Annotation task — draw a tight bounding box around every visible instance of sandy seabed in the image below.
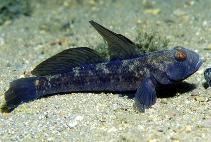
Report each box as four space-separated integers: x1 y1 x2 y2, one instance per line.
0 0 211 141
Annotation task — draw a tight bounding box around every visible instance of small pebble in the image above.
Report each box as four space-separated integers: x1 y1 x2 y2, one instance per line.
143 0 154 9
194 96 208 102
172 140 180 142
204 44 211 50
201 119 211 128
160 99 168 104
173 9 186 16
185 1 195 7
144 9 161 15
67 115 83 128
185 125 192 132
47 137 54 141
197 69 204 75
107 127 117 133
148 138 157 142
0 37 5 46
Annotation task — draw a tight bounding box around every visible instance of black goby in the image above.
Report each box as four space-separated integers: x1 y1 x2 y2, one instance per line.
1 21 202 112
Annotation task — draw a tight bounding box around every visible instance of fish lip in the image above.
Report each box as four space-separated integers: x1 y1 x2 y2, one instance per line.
187 58 203 77
194 58 203 71
186 58 203 78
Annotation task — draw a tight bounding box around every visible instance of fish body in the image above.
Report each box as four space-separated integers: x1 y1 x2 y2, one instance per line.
1 21 202 112
33 51 172 94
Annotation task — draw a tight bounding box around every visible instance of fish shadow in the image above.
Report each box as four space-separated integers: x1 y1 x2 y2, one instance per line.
120 81 197 99
156 82 196 98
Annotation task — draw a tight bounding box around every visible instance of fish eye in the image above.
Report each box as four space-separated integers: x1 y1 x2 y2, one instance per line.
175 49 187 61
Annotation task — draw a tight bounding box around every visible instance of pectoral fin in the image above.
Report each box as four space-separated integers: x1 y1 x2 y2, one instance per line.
134 77 157 112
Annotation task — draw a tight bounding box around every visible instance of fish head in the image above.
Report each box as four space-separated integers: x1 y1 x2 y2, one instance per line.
165 46 202 81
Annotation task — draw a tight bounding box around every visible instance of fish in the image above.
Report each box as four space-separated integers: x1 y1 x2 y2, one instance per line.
1 20 202 113
204 68 211 87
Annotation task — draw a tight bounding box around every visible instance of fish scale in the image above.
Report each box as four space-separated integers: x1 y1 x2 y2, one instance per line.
35 58 146 95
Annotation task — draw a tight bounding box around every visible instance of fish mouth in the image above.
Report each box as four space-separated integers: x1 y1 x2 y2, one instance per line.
167 58 203 82
187 58 203 77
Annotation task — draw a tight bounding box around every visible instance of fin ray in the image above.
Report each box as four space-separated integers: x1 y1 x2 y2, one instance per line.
1 77 37 113
89 20 141 60
32 47 105 76
134 77 157 112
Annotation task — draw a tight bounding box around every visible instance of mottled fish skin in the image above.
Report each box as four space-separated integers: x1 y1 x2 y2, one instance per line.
33 49 172 96
1 20 203 113
34 47 201 99
204 68 211 87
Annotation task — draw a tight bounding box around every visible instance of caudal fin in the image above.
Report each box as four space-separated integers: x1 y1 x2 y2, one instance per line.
1 77 37 113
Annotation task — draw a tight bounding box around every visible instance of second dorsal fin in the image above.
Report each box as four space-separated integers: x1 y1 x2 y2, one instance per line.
89 20 141 60
31 47 105 76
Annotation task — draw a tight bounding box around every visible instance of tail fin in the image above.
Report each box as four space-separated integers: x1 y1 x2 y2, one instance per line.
1 77 37 113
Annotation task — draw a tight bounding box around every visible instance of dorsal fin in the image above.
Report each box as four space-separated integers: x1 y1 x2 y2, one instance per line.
31 47 105 76
89 20 141 60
